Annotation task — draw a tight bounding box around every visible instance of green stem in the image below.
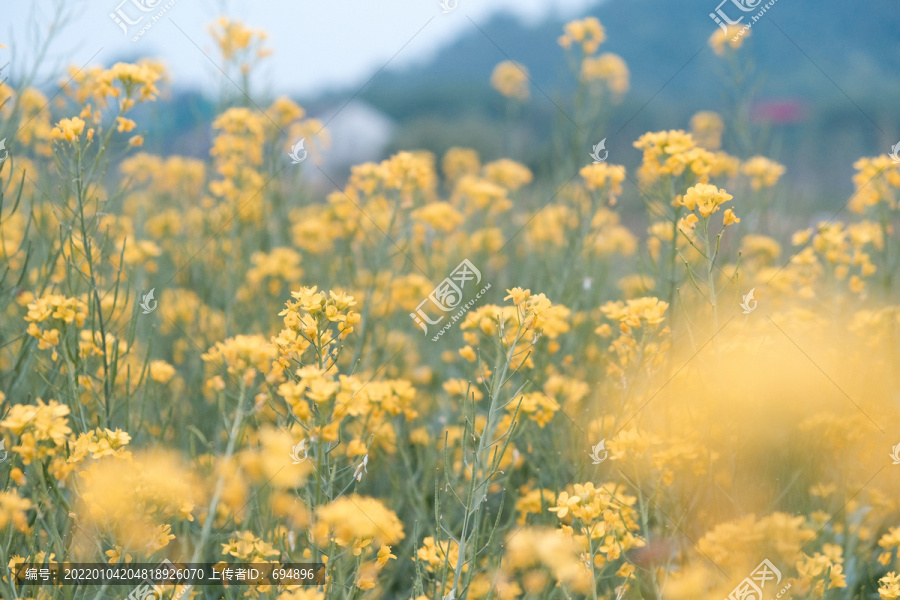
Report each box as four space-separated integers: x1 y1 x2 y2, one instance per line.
448 322 522 598
189 384 247 563
704 219 719 333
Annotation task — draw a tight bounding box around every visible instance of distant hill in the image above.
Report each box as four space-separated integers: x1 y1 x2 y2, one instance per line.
352 0 900 119
305 0 900 202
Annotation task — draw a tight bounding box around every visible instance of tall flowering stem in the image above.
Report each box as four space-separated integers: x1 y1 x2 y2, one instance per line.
440 289 558 598
675 183 740 333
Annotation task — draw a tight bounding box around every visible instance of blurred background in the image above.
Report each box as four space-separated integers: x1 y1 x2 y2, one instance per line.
4 0 899 211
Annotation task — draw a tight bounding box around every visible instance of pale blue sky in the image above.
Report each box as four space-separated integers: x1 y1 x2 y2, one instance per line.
2 0 599 96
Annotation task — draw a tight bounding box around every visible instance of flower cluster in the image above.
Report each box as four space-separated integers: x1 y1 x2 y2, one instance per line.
596 297 670 378
490 61 530 101
459 288 570 369
0 399 72 465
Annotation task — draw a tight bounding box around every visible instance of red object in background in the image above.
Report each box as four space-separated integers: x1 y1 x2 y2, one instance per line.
750 99 807 125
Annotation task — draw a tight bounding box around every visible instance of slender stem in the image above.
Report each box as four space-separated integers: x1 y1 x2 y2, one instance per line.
190 384 246 563
704 219 719 333
448 321 521 598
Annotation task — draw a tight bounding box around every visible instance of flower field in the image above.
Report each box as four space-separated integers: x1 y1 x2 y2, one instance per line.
2 12 900 600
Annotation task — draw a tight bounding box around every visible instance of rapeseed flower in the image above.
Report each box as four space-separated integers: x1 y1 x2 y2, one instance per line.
490 61 529 101
709 24 749 55
558 17 606 54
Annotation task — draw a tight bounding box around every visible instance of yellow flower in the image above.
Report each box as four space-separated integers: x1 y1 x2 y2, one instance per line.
240 248 304 300
792 228 813 246
505 528 593 593
850 154 900 212
741 156 785 190
601 297 669 329
411 202 464 233
880 572 900 600
67 427 132 464
617 274 656 299
443 378 483 401
74 451 201 552
483 158 533 190
116 117 136 132
149 360 176 384
221 530 280 560
547 491 580 519
723 208 740 226
558 17 606 54
202 334 279 384
679 213 699 232
459 346 477 362
452 175 511 212
442 147 480 182
0 491 32 532
105 546 133 565
345 438 368 457
709 24 749 55
376 545 396 565
504 287 531 307
689 111 724 150
580 53 629 96
490 61 529 100
267 96 306 127
50 116 86 142
698 513 814 568
514 488 557 524
209 17 269 63
356 569 377 590
580 162 626 198
587 208 637 253
0 399 72 463
680 182 733 218
520 391 560 426
311 495 405 548
10 468 25 486
633 130 715 183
